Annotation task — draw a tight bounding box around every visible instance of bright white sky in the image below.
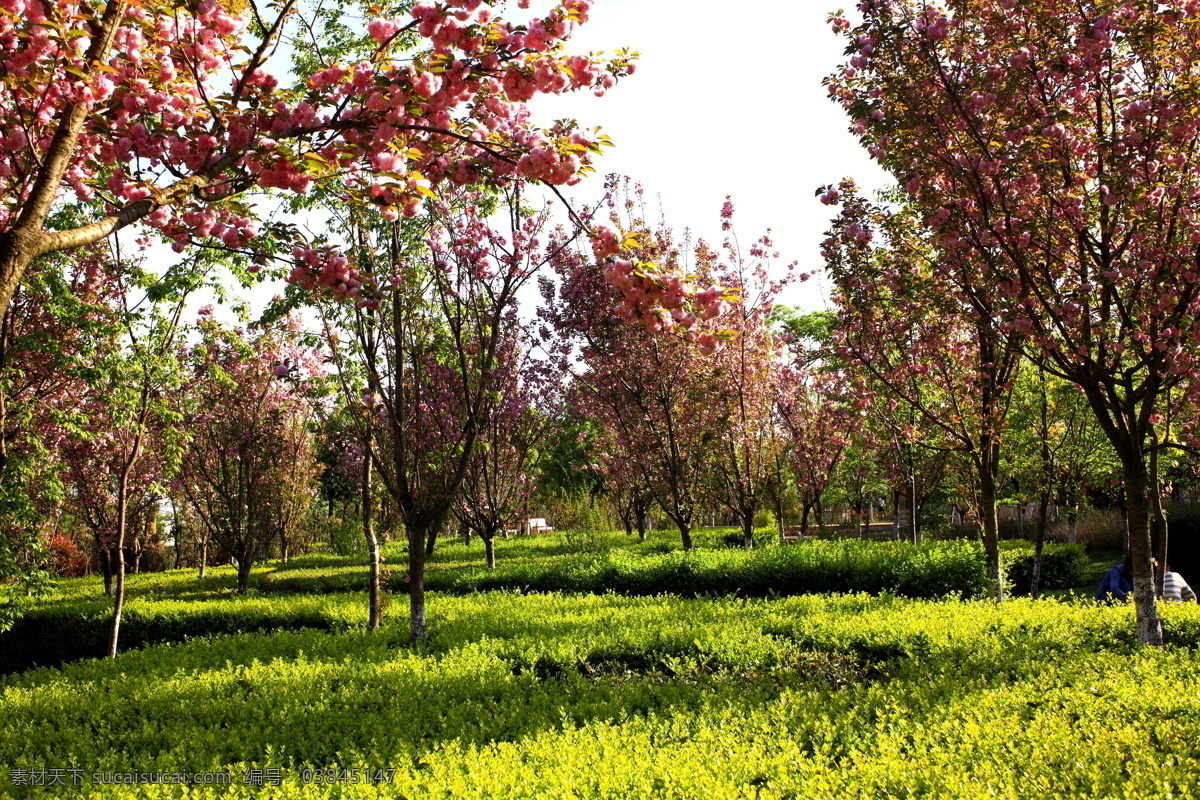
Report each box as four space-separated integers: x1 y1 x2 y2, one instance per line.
528 0 891 313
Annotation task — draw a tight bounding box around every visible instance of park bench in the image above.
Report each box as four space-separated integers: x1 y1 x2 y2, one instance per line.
781 525 804 542
521 517 555 535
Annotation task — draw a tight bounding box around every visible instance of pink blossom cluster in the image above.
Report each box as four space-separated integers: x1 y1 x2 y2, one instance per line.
517 144 581 184
288 246 380 308
0 0 634 263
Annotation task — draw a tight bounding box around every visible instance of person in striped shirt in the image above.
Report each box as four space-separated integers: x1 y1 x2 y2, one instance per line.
1162 564 1197 602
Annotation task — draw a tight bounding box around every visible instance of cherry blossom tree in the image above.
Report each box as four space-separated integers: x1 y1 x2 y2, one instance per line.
702 201 794 548
178 314 321 593
599 435 654 541
0 243 122 600
455 334 558 569
830 0 1200 642
776 364 858 537
0 0 637 325
542 195 724 551
823 184 1021 598
322 188 566 641
63 259 192 657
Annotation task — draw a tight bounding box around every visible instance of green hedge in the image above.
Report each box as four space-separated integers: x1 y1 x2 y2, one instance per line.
257 540 989 600
430 539 989 600
0 594 363 674
1002 542 1091 595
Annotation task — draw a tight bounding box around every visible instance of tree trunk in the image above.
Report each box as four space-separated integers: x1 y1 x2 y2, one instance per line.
484 535 496 569
99 547 114 597
198 532 208 579
1031 491 1049 598
978 441 1004 602
909 475 919 545
107 478 133 659
775 495 787 545
741 507 755 549
425 522 439 557
173 505 184 570
1149 446 1168 595
892 489 901 541
679 522 694 551
363 449 381 630
236 548 253 593
1068 505 1078 546
1123 459 1163 646
408 521 428 643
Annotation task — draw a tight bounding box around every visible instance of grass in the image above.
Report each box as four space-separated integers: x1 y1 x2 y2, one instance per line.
2 529 1193 798
1 590 1199 798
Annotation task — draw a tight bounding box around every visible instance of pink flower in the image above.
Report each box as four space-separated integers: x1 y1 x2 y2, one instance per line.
368 18 401 44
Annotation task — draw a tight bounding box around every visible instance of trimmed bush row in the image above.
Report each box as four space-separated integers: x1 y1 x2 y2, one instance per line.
1001 542 1091 594
0 594 363 674
428 539 990 600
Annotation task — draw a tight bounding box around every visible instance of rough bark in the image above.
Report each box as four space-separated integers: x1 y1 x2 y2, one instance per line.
484 535 496 569
978 463 1004 602
634 498 650 542
408 521 428 642
1149 446 1168 595
1031 492 1049 598
99 547 114 597
1124 460 1163 646
236 548 253 593
364 449 381 630
424 522 439 557
740 507 755 549
976 433 1005 602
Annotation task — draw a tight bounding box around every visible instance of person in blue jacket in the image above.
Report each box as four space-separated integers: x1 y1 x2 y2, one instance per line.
1094 556 1134 602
